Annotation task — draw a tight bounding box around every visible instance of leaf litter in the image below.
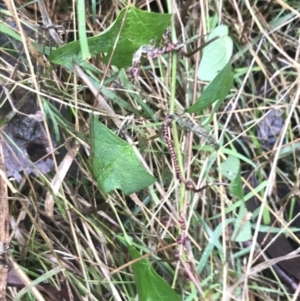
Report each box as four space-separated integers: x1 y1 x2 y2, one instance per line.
0 80 55 183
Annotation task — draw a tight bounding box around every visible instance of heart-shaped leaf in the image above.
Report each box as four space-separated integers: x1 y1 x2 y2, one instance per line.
91 117 156 195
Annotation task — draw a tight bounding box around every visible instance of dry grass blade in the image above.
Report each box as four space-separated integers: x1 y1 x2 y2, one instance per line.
0 136 9 301
45 141 80 217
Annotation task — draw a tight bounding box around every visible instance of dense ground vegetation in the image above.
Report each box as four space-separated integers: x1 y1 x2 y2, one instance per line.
0 0 300 300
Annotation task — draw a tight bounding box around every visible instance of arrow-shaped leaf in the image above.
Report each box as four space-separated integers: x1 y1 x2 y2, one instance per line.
91 118 156 195
50 6 171 68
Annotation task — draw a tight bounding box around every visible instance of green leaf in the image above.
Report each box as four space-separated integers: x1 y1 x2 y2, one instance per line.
218 155 238 180
229 162 243 200
197 25 233 82
50 6 171 68
230 172 243 200
230 171 243 199
128 245 181 301
0 20 22 42
186 62 233 113
91 117 156 195
208 181 268 221
232 206 252 242
221 147 256 168
77 0 91 60
251 224 300 234
219 156 251 242
14 267 63 301
218 155 243 199
197 216 235 273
